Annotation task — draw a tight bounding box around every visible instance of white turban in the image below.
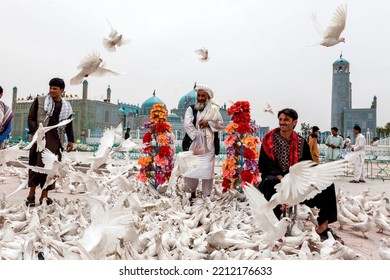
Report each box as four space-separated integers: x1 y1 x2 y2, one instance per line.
195 84 214 99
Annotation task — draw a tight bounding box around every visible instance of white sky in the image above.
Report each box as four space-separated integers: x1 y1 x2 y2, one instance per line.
1 0 389 131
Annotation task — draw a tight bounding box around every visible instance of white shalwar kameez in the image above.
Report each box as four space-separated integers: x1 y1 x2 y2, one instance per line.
351 133 366 181
182 101 224 197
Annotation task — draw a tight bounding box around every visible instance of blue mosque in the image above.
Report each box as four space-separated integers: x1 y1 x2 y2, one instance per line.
331 54 377 138
119 84 231 141
11 81 231 143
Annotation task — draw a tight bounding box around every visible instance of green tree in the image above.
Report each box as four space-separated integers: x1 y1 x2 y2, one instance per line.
376 122 390 134
300 122 311 134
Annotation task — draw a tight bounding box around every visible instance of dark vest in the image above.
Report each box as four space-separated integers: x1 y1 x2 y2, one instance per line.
182 105 220 155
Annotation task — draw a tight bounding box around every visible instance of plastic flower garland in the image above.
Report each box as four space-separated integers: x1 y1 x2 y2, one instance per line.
136 103 174 189
221 101 261 192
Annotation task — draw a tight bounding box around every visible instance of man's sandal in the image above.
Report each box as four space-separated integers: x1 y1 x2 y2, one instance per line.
25 196 35 207
319 227 345 245
40 197 53 205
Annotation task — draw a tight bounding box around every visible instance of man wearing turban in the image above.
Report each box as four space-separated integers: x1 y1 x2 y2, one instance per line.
182 84 224 202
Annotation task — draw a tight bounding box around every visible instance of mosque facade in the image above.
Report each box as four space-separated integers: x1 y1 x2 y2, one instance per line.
331 55 377 138
119 85 231 141
11 81 231 143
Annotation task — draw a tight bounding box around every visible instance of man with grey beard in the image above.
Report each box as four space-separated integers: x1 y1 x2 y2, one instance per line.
181 84 224 203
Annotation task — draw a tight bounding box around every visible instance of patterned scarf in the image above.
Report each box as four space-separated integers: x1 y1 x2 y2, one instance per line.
44 94 73 122
261 128 300 171
0 101 14 134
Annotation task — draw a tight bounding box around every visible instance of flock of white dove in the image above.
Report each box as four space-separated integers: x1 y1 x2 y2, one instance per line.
1 119 390 260
3 4 390 261
69 4 347 87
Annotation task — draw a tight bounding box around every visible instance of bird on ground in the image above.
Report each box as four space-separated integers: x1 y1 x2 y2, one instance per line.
373 209 390 233
264 103 274 115
194 47 209 62
346 216 372 239
311 4 347 47
378 238 390 260
24 119 73 152
70 51 121 85
103 20 130 52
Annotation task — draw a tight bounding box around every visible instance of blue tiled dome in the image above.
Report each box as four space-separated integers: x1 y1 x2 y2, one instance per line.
178 89 196 109
333 57 349 65
141 91 166 109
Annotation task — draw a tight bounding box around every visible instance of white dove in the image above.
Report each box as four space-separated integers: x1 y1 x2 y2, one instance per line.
264 103 274 115
103 20 130 52
378 238 390 260
194 47 209 62
257 160 349 214
24 119 73 152
0 141 26 165
311 4 347 47
70 51 121 85
23 148 64 190
242 183 292 248
373 209 390 233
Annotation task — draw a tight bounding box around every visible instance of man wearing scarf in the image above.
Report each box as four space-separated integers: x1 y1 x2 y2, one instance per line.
0 85 14 149
182 84 224 202
258 108 342 242
26 78 74 206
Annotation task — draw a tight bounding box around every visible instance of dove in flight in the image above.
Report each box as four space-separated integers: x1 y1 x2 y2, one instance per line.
194 47 209 62
103 20 130 52
22 148 64 190
311 4 347 47
264 103 274 115
256 159 350 214
242 183 293 248
24 118 73 152
70 51 121 85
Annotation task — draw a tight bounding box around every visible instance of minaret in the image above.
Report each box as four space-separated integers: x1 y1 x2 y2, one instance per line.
106 85 111 103
331 53 351 135
12 86 17 103
82 80 88 100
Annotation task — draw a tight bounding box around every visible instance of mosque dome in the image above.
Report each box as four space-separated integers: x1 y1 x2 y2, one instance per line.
141 90 166 109
333 56 349 65
178 89 196 109
118 107 126 115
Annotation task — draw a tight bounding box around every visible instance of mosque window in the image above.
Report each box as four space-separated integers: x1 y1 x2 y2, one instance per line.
105 110 109 122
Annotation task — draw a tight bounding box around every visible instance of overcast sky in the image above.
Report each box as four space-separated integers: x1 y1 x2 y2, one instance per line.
1 0 389 131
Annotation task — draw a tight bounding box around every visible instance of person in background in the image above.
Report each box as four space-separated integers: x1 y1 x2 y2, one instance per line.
349 125 366 183
124 127 131 140
26 78 74 206
0 85 14 149
325 127 344 162
307 125 320 163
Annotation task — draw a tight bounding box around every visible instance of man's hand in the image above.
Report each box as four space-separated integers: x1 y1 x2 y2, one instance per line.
66 142 74 152
198 120 209 129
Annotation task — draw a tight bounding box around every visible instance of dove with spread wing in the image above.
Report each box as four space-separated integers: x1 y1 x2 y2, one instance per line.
22 148 65 190
103 20 130 52
243 183 293 249
257 159 349 214
311 4 347 47
194 47 209 62
24 119 73 152
70 51 122 85
264 103 274 115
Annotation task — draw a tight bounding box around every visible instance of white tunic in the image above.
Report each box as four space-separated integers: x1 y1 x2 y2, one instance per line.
182 102 224 180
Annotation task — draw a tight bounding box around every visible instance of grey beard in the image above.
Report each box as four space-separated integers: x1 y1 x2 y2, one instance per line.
194 101 206 111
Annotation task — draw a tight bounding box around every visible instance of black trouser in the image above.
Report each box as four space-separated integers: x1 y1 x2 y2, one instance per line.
258 175 337 225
